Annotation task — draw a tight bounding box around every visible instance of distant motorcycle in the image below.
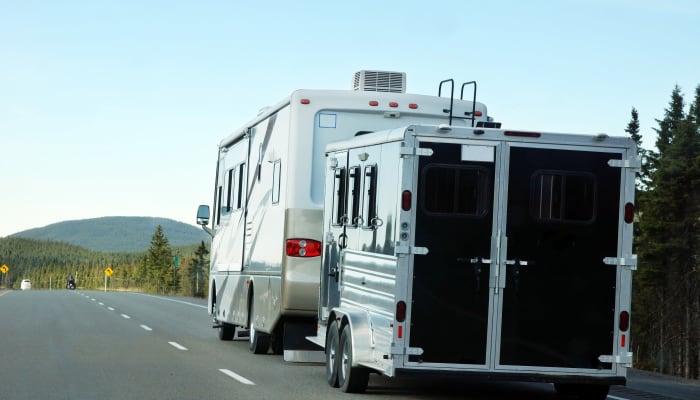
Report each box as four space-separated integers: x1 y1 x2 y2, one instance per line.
66 281 76 290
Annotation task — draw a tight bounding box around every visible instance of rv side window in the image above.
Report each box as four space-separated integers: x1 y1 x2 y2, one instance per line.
332 167 347 226
531 171 596 223
216 186 223 225
272 160 281 204
363 165 378 228
348 166 361 227
236 163 246 210
422 165 489 217
224 168 234 214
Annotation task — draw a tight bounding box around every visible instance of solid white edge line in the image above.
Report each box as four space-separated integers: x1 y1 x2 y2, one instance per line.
133 293 207 309
140 325 153 331
218 369 255 385
607 395 630 400
168 342 188 351
121 314 131 319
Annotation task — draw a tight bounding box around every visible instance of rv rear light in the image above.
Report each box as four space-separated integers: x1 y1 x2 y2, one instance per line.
396 301 407 322
624 203 634 223
504 130 541 138
369 100 379 106
286 238 322 257
389 102 399 108
402 190 412 211
300 99 310 104
619 311 630 331
474 111 483 116
409 103 418 109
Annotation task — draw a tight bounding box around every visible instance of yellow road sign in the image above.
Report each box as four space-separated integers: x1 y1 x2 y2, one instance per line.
0 264 8 274
104 267 113 277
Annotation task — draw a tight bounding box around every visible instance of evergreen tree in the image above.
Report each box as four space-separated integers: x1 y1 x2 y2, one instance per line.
625 107 651 191
144 225 173 294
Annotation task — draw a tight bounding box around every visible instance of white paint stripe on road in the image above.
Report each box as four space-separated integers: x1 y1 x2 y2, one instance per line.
218 369 255 385
91 298 96 301
107 307 115 311
140 325 152 331
608 395 630 400
121 314 131 319
168 342 188 351
98 302 104 306
134 293 207 309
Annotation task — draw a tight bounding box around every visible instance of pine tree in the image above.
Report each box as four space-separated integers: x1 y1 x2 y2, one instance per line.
144 225 173 294
625 107 651 191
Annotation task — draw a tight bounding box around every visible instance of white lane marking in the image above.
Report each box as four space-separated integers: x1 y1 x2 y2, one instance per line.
91 298 96 301
218 369 255 385
608 396 630 400
168 342 188 351
121 314 131 319
134 293 207 309
98 302 104 306
107 307 115 311
140 325 153 331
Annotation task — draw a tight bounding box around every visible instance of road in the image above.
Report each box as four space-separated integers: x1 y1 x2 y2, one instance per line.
1 289 698 400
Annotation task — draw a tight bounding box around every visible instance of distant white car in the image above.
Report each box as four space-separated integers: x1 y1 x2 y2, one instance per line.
20 279 32 290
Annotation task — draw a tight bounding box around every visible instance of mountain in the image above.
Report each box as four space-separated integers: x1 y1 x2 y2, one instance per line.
10 216 210 253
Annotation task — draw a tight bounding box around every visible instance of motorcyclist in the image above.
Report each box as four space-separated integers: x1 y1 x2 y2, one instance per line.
67 275 76 289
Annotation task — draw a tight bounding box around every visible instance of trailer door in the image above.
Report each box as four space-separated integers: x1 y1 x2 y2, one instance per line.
496 144 622 370
409 140 499 366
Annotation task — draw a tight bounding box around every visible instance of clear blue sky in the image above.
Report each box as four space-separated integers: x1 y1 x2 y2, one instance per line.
1 0 699 238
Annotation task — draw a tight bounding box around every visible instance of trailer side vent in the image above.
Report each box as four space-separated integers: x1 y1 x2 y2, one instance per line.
353 70 406 93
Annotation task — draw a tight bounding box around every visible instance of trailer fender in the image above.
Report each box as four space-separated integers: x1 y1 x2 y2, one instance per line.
335 310 372 366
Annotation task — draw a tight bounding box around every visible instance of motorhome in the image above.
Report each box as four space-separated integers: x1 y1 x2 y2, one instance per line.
308 124 637 399
196 71 492 360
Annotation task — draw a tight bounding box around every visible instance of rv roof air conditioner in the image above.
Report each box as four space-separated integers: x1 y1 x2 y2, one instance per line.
353 70 406 93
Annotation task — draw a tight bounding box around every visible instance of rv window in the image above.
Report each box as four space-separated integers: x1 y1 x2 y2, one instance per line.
348 166 361 227
531 171 596 222
216 186 223 225
236 163 246 210
272 160 281 204
363 165 378 228
422 165 489 217
332 167 347 226
224 169 234 214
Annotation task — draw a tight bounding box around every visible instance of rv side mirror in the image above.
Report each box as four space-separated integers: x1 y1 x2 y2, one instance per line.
196 205 210 226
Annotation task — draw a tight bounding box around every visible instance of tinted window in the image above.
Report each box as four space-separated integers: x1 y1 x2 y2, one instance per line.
422 165 490 217
531 171 596 222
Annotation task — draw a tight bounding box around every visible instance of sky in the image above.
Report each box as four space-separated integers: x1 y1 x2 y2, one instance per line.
1 0 699 238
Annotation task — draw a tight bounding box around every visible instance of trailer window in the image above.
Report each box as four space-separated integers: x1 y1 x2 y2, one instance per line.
348 166 361 227
531 171 596 222
272 160 281 204
422 165 490 217
363 165 378 228
332 167 347 226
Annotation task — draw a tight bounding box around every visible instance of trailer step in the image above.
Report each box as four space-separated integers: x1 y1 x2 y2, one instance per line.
284 349 325 363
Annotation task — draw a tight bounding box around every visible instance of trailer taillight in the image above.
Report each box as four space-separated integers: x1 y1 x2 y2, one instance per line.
619 311 630 331
396 301 406 322
624 203 634 223
402 190 411 211
286 239 322 257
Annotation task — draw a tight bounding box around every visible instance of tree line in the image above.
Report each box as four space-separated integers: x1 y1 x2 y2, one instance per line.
629 84 700 379
0 225 209 298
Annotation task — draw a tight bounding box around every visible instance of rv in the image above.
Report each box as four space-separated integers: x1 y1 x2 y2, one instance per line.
196 71 492 360
308 124 637 399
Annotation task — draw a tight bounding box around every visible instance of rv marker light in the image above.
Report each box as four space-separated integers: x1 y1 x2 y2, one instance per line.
369 100 379 106
389 102 399 108
300 99 310 104
409 103 418 109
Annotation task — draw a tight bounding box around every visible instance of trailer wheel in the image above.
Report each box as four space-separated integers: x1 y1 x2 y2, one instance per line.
248 298 270 354
554 383 610 399
338 326 369 393
325 321 341 387
218 323 235 341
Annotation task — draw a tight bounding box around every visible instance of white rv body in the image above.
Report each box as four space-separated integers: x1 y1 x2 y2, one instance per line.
312 124 637 397
200 72 490 358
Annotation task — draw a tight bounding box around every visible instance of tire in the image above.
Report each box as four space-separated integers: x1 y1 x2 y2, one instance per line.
270 325 284 355
337 326 369 393
218 323 235 341
325 321 341 387
554 383 610 400
248 298 270 354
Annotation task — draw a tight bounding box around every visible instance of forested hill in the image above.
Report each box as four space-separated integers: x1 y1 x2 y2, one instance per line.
8 216 210 252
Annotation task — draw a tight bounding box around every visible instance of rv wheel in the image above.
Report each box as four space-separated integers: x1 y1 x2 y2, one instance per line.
248 299 270 354
338 326 369 393
554 383 610 400
218 323 235 341
325 321 341 387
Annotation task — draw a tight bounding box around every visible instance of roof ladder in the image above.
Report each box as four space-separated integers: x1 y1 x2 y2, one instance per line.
438 79 478 127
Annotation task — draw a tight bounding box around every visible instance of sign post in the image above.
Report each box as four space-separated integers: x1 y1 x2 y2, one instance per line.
1 264 8 288
104 267 113 292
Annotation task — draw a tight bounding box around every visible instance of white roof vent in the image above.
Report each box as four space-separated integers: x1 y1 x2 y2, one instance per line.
353 70 406 93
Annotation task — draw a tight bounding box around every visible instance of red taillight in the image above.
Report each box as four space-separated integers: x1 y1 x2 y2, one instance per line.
619 311 630 332
504 130 541 138
402 190 411 211
474 110 483 116
389 101 399 108
408 103 418 109
286 239 322 257
396 301 406 322
369 100 379 106
624 203 634 223
300 99 310 105
621 334 626 347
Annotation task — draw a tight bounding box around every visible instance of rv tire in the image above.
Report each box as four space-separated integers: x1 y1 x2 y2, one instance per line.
218 323 235 341
338 326 369 393
325 321 341 387
554 383 610 400
248 298 270 354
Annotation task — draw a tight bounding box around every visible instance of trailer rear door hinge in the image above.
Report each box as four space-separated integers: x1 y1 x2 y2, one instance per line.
599 352 633 367
608 158 641 170
603 255 637 271
395 245 429 255
400 147 433 157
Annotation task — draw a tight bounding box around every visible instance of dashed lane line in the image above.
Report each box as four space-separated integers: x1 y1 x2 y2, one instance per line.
140 324 153 331
168 342 188 351
219 369 255 385
120 314 131 319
